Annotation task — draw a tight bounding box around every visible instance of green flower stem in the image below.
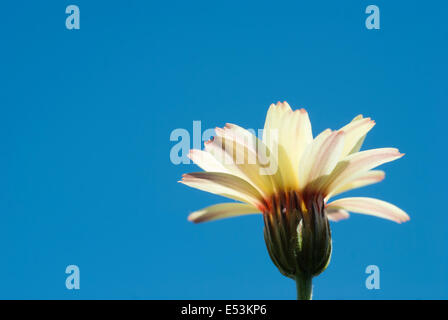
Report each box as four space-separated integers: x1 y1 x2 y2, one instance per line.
295 274 313 300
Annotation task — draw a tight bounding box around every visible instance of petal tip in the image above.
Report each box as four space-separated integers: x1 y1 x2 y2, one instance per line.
204 137 214 145
180 173 192 179
188 209 215 223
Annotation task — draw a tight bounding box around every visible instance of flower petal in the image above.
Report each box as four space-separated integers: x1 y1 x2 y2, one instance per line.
263 102 313 189
298 129 332 189
339 116 375 156
305 130 345 191
188 202 260 223
347 115 367 154
180 172 264 208
188 149 228 173
325 207 350 222
221 123 258 152
217 124 285 191
205 134 275 197
327 170 385 199
323 148 404 195
326 197 410 223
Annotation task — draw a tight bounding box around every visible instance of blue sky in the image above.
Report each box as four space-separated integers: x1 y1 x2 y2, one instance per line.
0 1 446 299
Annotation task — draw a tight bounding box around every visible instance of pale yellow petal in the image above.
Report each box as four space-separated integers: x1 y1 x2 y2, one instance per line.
277 108 313 185
326 197 410 223
298 129 332 189
262 102 296 188
188 149 228 173
180 172 264 208
218 124 285 191
339 117 375 156
349 134 367 155
188 202 260 223
262 102 313 189
307 130 345 187
263 102 293 139
327 170 385 199
292 109 313 165
323 148 404 195
221 123 258 151
205 135 275 197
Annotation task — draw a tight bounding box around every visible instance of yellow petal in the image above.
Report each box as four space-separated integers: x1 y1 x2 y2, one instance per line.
263 102 313 189
188 202 260 223
326 197 410 223
263 102 293 138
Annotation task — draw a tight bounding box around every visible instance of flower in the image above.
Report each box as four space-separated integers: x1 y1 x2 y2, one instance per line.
180 101 409 299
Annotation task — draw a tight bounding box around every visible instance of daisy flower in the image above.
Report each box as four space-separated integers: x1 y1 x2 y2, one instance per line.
180 101 409 299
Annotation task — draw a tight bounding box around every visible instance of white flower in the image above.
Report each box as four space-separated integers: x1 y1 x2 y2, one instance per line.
180 101 409 299
181 101 409 225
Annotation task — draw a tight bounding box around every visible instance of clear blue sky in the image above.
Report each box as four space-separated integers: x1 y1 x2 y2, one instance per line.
0 0 446 299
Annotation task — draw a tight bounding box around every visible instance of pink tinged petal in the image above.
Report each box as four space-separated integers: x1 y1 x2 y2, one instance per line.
221 123 258 152
188 202 260 223
307 130 345 187
339 117 375 156
263 102 293 140
345 115 368 155
188 149 228 173
326 197 410 223
219 123 285 191
298 129 332 189
325 208 350 222
262 102 293 151
327 170 385 199
205 134 275 197
215 126 256 156
217 123 278 172
324 148 404 195
180 172 264 208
